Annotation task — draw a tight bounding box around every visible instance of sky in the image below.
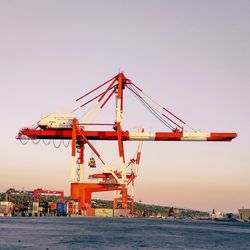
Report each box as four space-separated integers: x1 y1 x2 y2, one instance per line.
0 0 249 213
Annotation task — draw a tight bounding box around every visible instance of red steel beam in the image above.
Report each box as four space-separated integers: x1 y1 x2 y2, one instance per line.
17 128 237 142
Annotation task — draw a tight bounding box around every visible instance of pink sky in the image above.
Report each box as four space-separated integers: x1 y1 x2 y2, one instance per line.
0 1 249 213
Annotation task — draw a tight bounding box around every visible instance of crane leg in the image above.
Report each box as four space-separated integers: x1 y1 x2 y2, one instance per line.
121 185 128 209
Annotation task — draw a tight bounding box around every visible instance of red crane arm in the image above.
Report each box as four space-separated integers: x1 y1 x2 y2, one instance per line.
17 128 237 142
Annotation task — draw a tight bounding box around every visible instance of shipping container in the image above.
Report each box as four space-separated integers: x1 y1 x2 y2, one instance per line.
32 202 39 216
67 201 79 216
0 202 14 216
114 209 130 217
239 209 250 222
95 208 113 217
57 202 67 216
67 202 73 216
73 202 79 215
49 202 57 216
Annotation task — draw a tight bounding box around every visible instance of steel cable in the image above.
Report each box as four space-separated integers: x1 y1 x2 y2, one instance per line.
52 140 61 148
128 85 175 131
127 80 196 131
32 139 40 144
43 139 51 146
20 139 29 145
63 140 71 148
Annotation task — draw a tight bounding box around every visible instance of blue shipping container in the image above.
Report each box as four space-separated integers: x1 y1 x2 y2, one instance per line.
57 202 67 215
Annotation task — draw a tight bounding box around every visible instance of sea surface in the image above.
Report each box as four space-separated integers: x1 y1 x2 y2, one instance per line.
0 217 250 249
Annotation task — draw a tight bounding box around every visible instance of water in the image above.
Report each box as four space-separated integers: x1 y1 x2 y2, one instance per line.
0 217 250 249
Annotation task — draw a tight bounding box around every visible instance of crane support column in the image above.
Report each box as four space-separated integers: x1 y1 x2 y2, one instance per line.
121 185 128 209
71 118 77 183
72 119 85 183
79 143 84 182
131 178 135 216
116 73 126 182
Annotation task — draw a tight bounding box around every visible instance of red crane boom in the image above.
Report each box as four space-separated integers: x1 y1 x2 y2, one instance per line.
18 128 236 141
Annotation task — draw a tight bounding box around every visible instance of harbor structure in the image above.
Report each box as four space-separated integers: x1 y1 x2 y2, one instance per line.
16 72 237 216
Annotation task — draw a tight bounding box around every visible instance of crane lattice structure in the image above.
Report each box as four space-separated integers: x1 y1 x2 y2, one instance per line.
17 73 237 216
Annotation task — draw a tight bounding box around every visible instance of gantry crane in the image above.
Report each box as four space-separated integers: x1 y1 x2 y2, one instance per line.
33 188 65 202
17 73 237 216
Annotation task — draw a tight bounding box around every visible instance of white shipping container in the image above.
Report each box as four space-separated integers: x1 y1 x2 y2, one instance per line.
0 204 14 215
